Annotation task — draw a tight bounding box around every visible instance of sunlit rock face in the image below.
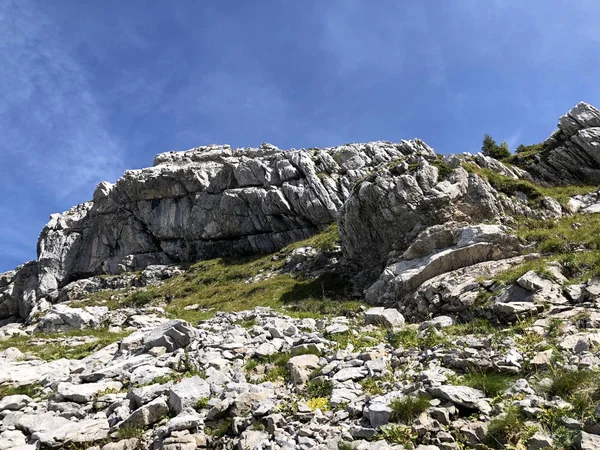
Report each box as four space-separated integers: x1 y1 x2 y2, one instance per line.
1 140 434 319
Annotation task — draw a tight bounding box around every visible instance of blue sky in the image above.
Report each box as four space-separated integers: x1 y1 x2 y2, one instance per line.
2 0 600 272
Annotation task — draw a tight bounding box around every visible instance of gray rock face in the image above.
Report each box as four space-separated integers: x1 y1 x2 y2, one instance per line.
339 161 503 282
364 224 522 311
513 102 600 185
1 140 433 320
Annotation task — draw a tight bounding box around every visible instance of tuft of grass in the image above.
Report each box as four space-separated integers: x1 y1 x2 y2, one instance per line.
125 289 159 307
463 162 597 207
338 442 354 450
431 156 455 180
447 318 500 337
0 384 40 400
194 397 209 411
387 328 419 349
460 371 517 397
0 328 131 361
483 406 535 449
386 327 447 350
245 352 291 383
463 163 542 201
546 369 600 418
306 378 333 399
374 424 416 446
206 418 232 438
389 396 430 423
306 397 330 411
361 377 384 396
234 318 256 329
118 424 145 439
492 258 551 286
517 214 600 255
287 298 364 319
327 329 386 351
287 223 340 253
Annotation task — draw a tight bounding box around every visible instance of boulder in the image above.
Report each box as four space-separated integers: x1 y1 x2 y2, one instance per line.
365 224 522 309
576 431 600 450
168 376 211 415
429 386 489 412
143 320 197 352
37 305 109 332
286 354 320 386
15 412 110 447
0 395 32 411
364 307 405 329
119 396 169 429
56 380 123 404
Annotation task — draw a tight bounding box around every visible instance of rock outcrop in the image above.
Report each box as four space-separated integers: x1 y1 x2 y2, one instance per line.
512 102 600 185
1 140 434 319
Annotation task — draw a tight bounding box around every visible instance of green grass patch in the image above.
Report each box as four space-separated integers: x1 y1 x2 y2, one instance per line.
234 318 257 329
546 369 600 419
287 223 340 253
0 384 40 400
387 327 448 350
306 378 333 399
431 156 455 180
491 258 551 286
483 406 534 449
0 328 131 361
517 214 600 254
389 395 430 423
118 424 146 439
446 318 501 337
459 371 517 397
360 377 384 396
463 162 597 207
69 226 361 323
194 397 209 411
374 424 416 446
327 329 386 351
206 418 232 437
245 352 291 383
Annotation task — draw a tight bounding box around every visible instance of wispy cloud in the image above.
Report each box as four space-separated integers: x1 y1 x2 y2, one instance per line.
0 0 124 201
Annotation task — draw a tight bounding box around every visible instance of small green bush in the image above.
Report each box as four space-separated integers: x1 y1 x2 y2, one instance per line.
482 134 510 160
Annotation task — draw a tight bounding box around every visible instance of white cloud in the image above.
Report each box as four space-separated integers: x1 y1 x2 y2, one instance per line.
0 0 124 201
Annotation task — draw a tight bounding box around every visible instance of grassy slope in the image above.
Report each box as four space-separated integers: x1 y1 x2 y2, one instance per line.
70 223 363 324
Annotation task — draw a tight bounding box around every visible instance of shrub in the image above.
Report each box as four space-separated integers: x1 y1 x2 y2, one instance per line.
482 134 510 160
